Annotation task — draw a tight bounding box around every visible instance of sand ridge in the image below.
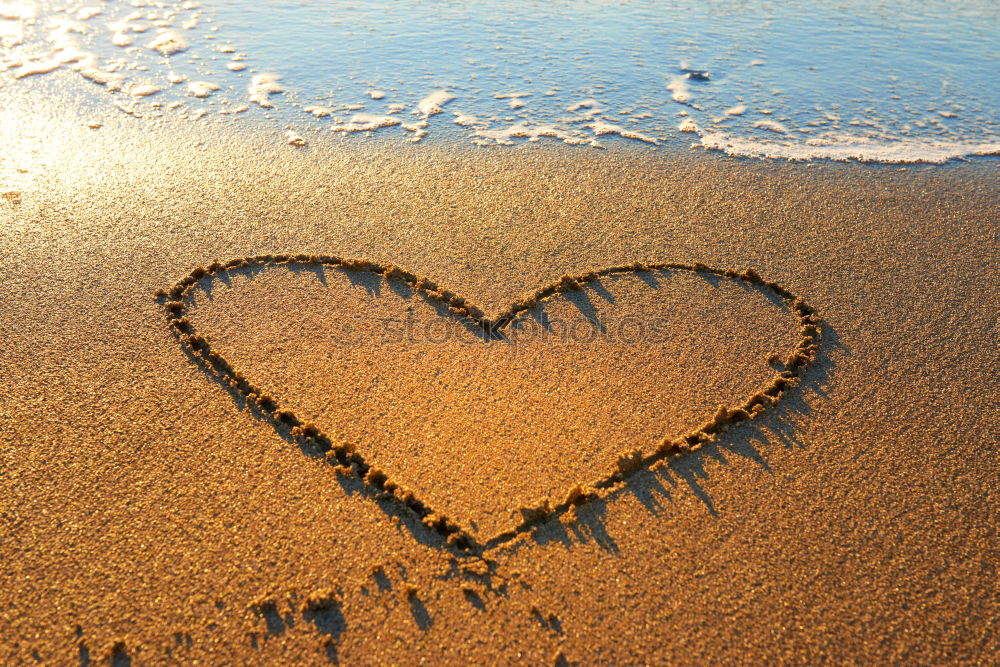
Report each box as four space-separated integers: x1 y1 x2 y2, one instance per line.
158 256 821 552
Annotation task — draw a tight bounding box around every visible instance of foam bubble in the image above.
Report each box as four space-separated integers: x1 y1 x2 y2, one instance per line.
187 80 218 98
79 66 125 91
0 3 36 21
472 122 593 146
566 99 597 112
129 83 162 97
402 120 428 142
753 120 788 134
453 111 483 127
285 130 307 146
304 105 334 117
148 30 187 56
496 91 530 109
330 113 401 133
75 6 103 21
697 130 1000 163
248 73 283 108
588 121 659 145
666 76 692 104
367 89 385 100
678 118 699 133
415 89 455 117
14 59 62 79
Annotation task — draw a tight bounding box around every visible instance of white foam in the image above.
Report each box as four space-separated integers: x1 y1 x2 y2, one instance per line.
453 111 483 127
566 99 597 112
111 32 133 47
697 130 1000 163
78 66 125 91
187 80 218 98
496 91 531 108
304 105 334 117
402 120 428 142
285 130 307 146
666 76 692 104
415 89 454 117
226 61 246 71
248 73 284 108
129 82 162 97
147 30 187 56
14 60 62 78
367 89 385 100
304 103 364 117
678 118 699 133
0 3 36 20
330 113 401 133
563 99 605 121
472 122 593 146
588 121 659 145
53 47 87 65
75 6 103 21
753 119 788 134
725 104 747 116
0 17 24 48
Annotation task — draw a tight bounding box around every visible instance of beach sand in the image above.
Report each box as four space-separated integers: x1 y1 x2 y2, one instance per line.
0 111 997 663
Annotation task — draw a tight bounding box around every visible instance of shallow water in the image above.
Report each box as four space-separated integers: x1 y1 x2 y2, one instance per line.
2 0 998 162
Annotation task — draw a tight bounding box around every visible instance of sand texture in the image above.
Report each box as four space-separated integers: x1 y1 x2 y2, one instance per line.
184 262 804 540
0 113 997 663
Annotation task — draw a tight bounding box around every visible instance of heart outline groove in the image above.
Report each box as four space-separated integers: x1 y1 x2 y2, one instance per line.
157 255 821 553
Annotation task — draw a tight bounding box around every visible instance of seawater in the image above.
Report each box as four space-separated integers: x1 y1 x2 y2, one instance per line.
2 0 997 162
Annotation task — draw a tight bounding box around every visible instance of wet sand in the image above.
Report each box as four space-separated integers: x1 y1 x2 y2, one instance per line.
0 111 997 663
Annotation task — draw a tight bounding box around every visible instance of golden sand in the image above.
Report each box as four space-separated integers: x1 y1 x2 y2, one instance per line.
0 112 997 663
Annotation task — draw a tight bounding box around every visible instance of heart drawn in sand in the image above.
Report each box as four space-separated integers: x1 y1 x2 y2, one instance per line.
158 256 820 552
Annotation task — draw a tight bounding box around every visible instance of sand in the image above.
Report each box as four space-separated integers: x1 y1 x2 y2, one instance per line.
0 109 997 663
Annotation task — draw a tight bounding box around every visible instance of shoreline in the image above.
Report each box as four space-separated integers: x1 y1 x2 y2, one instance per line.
4 89 1000 171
